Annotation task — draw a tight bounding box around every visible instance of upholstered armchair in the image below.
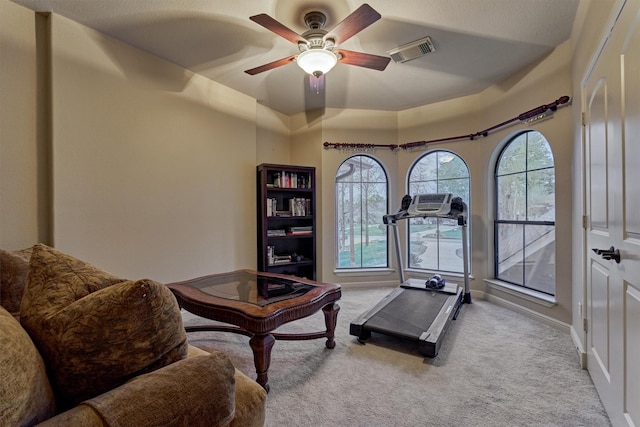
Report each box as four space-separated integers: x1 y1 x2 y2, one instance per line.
0 244 266 427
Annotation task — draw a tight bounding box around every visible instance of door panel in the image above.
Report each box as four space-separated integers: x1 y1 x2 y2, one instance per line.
590 262 611 379
625 284 640 425
587 79 609 231
620 7 640 426
585 60 618 416
623 11 640 233
584 1 640 425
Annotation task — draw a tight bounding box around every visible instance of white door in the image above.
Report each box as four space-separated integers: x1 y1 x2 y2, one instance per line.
584 1 640 425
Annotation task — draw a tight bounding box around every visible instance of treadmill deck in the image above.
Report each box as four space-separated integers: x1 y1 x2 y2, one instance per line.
350 283 463 357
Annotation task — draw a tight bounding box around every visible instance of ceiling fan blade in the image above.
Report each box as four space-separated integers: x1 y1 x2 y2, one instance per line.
244 55 297 75
336 49 391 71
324 4 381 45
250 14 306 45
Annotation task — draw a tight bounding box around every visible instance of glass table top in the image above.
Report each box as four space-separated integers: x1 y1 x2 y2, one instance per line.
183 270 316 307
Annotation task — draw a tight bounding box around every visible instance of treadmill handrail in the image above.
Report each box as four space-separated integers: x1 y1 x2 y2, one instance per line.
383 194 470 303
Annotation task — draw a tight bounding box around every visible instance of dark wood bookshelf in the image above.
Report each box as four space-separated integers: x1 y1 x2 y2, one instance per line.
257 163 316 280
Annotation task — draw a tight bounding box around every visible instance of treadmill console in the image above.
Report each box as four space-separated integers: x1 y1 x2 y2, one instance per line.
407 193 452 216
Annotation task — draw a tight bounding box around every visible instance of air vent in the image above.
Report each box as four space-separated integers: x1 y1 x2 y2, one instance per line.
387 36 435 63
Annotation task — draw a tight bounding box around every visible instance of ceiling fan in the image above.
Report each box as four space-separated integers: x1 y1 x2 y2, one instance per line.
244 3 391 77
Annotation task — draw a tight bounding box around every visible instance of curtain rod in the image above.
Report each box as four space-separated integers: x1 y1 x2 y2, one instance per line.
323 95 571 152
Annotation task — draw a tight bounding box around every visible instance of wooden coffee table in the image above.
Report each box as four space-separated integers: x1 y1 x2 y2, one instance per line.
166 269 341 392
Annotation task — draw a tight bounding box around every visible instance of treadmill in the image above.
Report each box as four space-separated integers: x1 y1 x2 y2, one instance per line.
349 193 471 357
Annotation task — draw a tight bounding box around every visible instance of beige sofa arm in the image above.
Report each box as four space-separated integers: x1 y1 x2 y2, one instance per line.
39 351 236 427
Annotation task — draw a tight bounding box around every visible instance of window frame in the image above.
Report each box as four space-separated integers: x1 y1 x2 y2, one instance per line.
406 150 470 275
334 154 389 270
493 130 556 296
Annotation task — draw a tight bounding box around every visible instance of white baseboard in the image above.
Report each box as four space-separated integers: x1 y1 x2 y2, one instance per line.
570 325 588 369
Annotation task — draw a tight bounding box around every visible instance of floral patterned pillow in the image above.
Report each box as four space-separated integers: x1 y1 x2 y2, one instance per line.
0 305 56 425
0 246 33 316
20 244 188 408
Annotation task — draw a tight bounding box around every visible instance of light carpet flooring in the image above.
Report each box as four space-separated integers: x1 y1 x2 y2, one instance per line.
182 286 611 427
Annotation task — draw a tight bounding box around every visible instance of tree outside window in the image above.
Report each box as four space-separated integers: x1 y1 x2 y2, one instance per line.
336 155 388 269
495 131 555 295
407 151 470 273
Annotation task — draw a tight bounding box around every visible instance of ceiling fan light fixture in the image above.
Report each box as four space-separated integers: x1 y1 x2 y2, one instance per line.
296 49 338 77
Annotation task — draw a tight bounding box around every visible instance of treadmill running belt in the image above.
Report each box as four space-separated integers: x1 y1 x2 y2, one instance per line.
364 289 448 340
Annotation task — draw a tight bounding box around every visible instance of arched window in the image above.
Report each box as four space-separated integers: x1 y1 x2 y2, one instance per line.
407 150 470 273
495 131 555 295
335 155 389 269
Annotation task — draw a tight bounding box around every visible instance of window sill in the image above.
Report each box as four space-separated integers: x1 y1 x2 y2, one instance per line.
333 268 396 277
484 279 557 308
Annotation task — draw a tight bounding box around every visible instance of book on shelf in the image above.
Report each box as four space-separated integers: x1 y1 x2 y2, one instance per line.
270 255 292 265
286 226 313 236
266 245 275 265
267 229 286 237
288 197 311 216
270 171 312 189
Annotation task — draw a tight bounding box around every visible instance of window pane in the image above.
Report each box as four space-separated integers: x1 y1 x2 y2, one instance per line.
497 135 526 175
496 223 524 285
410 154 437 182
497 173 526 221
336 161 356 183
438 217 463 271
527 132 554 170
409 180 437 196
527 169 555 221
409 216 437 270
361 182 388 267
438 152 468 179
336 155 388 269
438 177 469 202
523 225 555 295
337 181 363 268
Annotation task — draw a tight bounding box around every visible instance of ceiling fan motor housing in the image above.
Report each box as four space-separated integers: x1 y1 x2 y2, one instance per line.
304 11 327 29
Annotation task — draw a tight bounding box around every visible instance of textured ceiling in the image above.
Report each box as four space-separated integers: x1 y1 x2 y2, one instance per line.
10 0 580 115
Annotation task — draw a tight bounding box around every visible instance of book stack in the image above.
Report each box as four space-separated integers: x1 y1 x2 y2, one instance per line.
288 197 311 216
267 229 286 237
287 226 313 236
270 255 292 265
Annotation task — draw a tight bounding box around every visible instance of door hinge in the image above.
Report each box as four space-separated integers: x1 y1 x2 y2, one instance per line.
582 112 587 126
583 318 588 333
583 215 589 229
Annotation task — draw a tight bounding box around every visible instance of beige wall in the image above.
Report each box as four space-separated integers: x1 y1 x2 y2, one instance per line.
256 103 291 165
48 12 259 283
0 0 43 249
0 0 618 331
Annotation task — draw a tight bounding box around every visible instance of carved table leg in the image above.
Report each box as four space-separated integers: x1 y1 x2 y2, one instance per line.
322 302 340 349
249 333 275 392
